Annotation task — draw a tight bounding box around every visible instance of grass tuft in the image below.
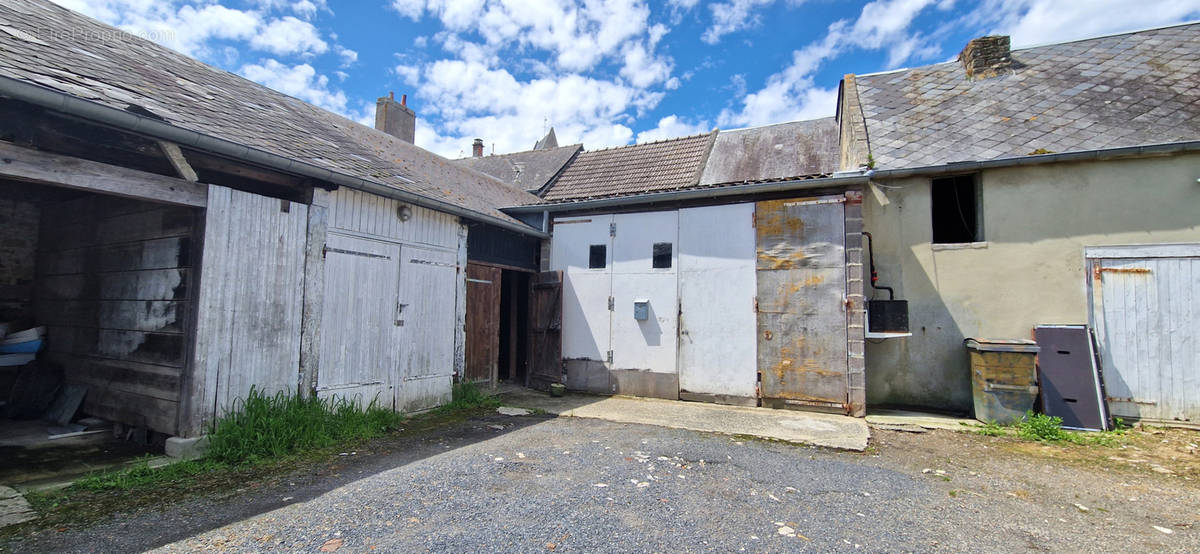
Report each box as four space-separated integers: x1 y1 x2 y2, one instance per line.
433 381 501 414
206 387 405 466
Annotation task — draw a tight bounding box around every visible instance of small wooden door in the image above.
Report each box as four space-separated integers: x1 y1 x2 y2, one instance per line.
464 263 501 386
528 270 563 389
395 245 458 412
755 197 849 411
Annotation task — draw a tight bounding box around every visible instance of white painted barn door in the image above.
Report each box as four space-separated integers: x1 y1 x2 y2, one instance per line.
677 204 758 402
551 215 614 363
395 244 459 412
316 233 401 408
610 211 679 375
1088 244 1199 425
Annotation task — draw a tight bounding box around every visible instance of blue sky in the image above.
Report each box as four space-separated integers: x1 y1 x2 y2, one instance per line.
54 0 1200 158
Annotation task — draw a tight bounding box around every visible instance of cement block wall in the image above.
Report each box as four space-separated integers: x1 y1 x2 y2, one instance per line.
862 153 1200 412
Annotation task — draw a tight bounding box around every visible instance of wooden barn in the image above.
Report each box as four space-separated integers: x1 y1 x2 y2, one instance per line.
0 0 547 448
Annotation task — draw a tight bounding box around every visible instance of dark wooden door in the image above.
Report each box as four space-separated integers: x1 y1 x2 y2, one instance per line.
755 197 849 411
527 270 563 389
464 263 501 386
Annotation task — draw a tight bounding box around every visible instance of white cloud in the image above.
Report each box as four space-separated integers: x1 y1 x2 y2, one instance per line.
239 59 347 113
335 45 358 66
975 0 1200 47
408 58 666 156
392 0 657 73
702 0 776 44
720 0 939 127
251 16 328 56
620 42 674 88
635 115 710 143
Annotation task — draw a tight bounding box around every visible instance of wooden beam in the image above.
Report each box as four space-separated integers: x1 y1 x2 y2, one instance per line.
158 141 198 182
0 141 207 207
183 149 312 189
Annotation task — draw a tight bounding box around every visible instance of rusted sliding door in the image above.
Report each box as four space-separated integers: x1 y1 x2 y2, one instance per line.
756 197 848 411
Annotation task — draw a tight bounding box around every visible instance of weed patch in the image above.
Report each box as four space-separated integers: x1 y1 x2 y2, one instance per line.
207 387 404 465
433 382 500 414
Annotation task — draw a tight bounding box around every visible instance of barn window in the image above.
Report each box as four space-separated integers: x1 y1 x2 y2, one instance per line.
652 242 672 269
589 244 606 269
931 174 982 243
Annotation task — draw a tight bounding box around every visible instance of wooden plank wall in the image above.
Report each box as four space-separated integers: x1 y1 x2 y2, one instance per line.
35 195 198 435
184 185 307 436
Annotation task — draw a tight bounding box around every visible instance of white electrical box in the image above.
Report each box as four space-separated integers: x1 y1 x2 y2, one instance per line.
633 299 650 320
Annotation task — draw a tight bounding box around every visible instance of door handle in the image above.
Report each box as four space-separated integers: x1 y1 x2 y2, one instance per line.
395 302 408 326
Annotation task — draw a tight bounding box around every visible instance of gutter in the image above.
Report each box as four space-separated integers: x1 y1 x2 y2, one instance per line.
504 173 870 214
869 141 1200 180
0 75 547 239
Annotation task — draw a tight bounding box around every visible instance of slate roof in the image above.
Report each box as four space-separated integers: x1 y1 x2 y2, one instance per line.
698 118 839 185
0 0 540 223
854 23 1200 169
541 131 716 202
451 144 581 193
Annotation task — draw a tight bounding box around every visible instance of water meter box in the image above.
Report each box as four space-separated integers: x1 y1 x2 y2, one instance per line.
867 300 908 333
633 299 650 321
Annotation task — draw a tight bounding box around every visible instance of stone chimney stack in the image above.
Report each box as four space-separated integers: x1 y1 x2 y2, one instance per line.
472 138 484 157
958 35 1012 79
375 92 415 143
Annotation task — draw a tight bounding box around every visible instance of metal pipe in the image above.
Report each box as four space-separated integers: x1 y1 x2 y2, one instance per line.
0 75 547 238
504 174 870 213
861 232 894 301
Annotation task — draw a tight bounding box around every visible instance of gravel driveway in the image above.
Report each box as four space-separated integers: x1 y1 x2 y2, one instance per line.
4 411 1197 553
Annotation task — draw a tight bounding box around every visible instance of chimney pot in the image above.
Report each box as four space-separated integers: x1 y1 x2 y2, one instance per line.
958 35 1012 79
375 92 415 143
401 94 407 106
472 138 484 158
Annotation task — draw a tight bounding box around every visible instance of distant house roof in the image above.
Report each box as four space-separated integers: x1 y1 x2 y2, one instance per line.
853 23 1200 169
451 143 581 193
541 131 717 202
698 118 839 185
0 0 540 225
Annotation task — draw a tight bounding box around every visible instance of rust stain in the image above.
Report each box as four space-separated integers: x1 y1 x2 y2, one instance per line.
1099 267 1152 274
789 275 825 293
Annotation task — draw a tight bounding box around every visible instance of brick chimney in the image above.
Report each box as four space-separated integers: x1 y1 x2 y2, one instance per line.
958 35 1012 79
375 92 415 143
472 138 484 158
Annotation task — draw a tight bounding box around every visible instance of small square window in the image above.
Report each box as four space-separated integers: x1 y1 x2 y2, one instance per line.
588 244 606 269
652 242 672 269
931 175 982 243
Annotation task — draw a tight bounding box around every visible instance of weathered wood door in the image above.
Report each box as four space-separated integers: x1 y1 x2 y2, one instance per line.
395 244 459 412
1088 245 1200 424
755 197 848 411
316 233 400 408
528 270 563 389
464 263 502 385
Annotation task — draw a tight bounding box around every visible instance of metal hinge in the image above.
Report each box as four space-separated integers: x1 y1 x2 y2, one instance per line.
608 296 614 310
751 212 756 228
606 350 613 363
609 222 616 237
753 296 758 313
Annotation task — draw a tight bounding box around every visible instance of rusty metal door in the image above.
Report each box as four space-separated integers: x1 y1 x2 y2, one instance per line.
464 263 502 386
756 197 848 411
528 270 563 389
